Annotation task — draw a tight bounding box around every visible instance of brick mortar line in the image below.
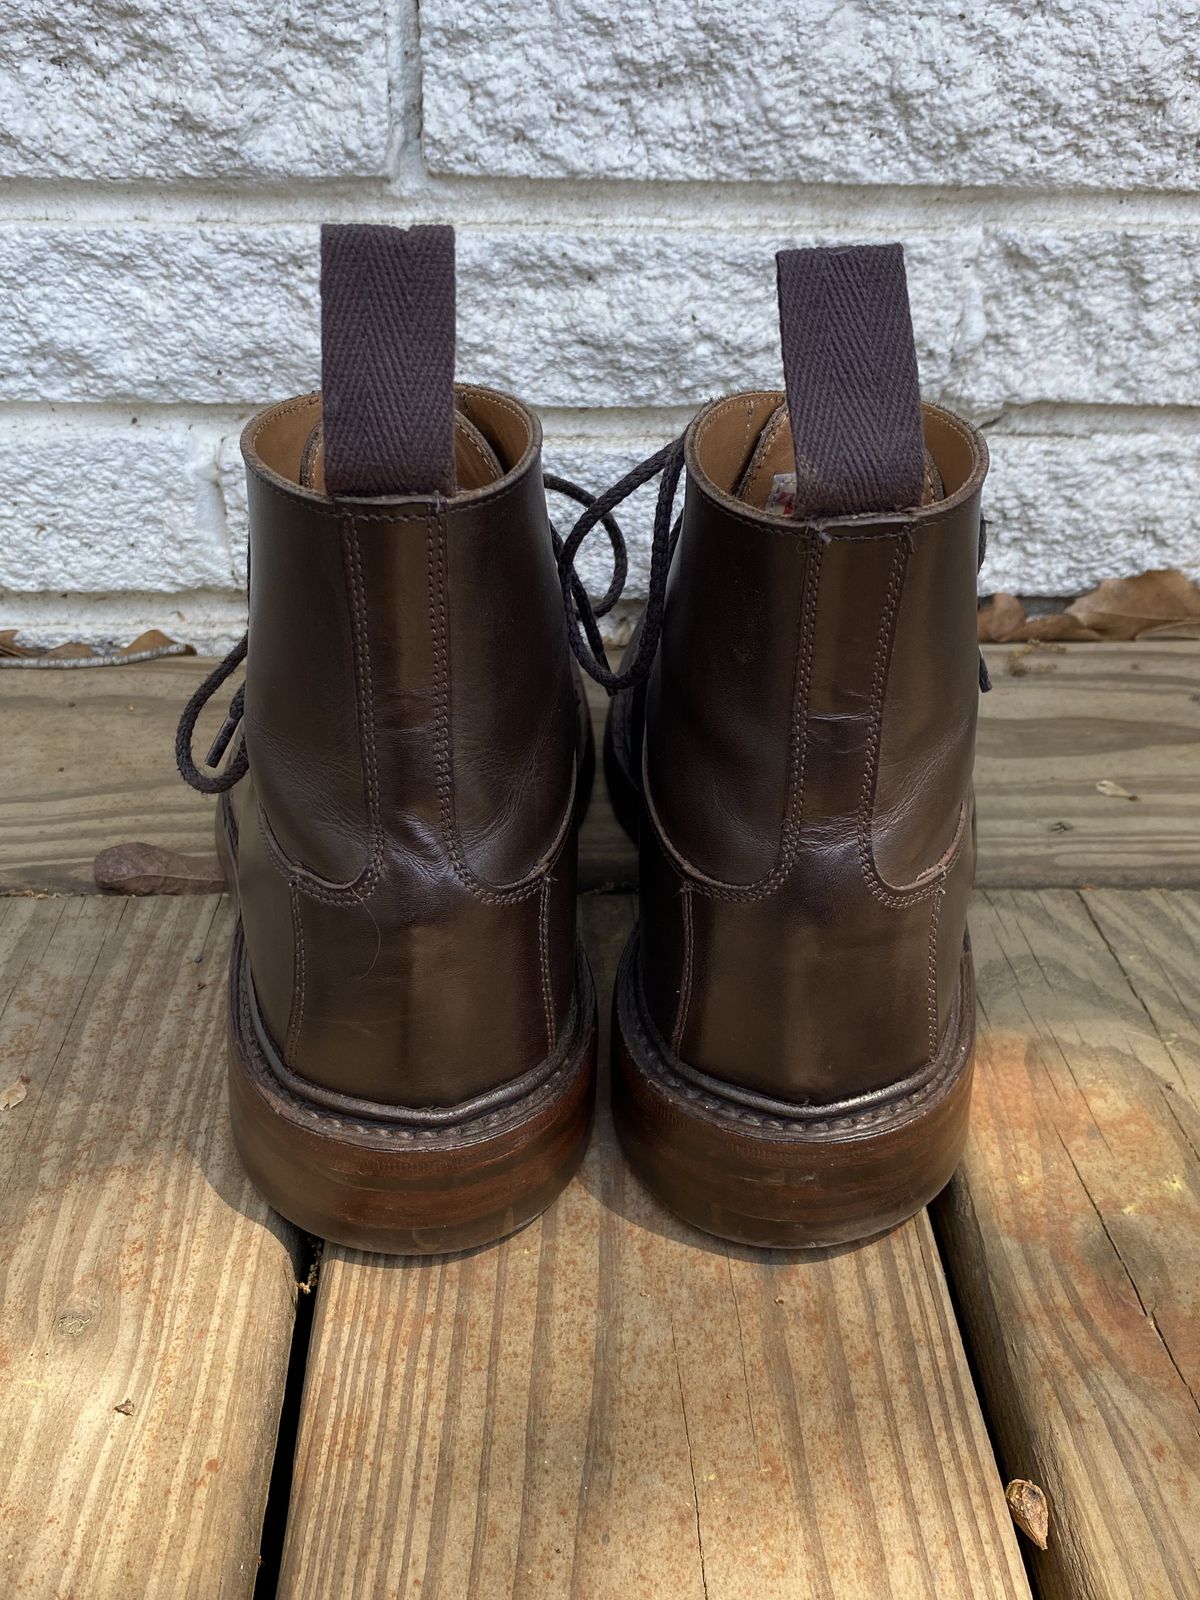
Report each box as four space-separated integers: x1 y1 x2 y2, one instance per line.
2 183 1200 231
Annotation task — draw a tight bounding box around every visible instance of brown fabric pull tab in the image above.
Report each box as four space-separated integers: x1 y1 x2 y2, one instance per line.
775 243 925 520
320 223 456 497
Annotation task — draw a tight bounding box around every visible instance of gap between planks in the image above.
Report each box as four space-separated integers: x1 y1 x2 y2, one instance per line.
934 887 1200 1600
2 893 1197 1595
0 895 301 1599
273 895 1029 1600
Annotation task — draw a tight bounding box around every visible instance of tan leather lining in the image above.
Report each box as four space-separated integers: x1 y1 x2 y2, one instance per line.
692 390 986 524
245 385 535 504
734 402 945 512
295 412 503 495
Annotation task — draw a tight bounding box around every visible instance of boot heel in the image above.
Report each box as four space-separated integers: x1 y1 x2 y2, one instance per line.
612 934 974 1249
227 928 598 1255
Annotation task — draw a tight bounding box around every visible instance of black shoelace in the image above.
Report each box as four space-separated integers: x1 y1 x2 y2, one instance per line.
174 451 684 794
176 437 986 794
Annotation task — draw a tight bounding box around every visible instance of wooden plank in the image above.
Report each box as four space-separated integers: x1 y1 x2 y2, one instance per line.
1 642 1197 895
276 894 1029 1600
934 889 1200 1600
974 643 1200 887
0 657 222 895
0 896 302 1598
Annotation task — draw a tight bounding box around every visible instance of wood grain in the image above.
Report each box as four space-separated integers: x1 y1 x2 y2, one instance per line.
934 889 1200 1600
0 896 301 1599
0 657 223 896
975 643 1200 887
1 643 1197 895
276 895 1029 1600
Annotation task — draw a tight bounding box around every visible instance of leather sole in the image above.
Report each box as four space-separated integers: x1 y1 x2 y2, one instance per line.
227 925 598 1254
612 931 974 1249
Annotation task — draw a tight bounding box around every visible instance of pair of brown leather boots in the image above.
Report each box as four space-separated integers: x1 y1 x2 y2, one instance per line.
177 224 988 1254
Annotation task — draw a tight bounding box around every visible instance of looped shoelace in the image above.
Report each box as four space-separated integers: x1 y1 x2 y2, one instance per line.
173 453 683 794
176 437 987 794
552 435 686 696
175 631 249 793
556 437 992 695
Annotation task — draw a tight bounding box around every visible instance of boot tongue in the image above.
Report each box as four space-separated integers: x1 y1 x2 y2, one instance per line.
297 410 503 494
734 402 943 515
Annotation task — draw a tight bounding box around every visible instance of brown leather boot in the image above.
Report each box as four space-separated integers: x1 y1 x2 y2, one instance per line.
177 224 597 1254
566 243 989 1247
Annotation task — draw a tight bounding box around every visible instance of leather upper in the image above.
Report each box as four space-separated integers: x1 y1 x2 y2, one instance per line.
229 385 581 1109
638 392 989 1106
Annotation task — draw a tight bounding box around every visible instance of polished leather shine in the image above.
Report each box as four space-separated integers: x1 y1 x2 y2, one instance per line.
636 392 989 1107
229 385 582 1111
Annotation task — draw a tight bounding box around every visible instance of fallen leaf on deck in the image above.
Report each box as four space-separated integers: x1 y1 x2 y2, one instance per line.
94 843 225 896
43 641 97 660
977 593 1026 643
979 569 1200 643
1 1074 30 1111
0 629 39 658
1020 613 1101 642
113 1398 135 1416
0 628 193 665
1096 780 1138 801
1066 569 1200 641
118 629 181 656
1005 1479 1049 1549
1136 620 1200 640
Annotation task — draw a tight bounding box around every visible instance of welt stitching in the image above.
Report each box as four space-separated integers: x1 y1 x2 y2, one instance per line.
249 393 320 453
256 804 376 905
235 941 589 1142
672 884 694 1053
855 536 966 908
344 515 383 844
690 486 967 541
649 536 820 905
426 512 543 907
287 881 305 1061
459 386 527 428
926 888 944 1059
777 537 821 883
257 516 385 907
246 465 530 522
855 537 941 910
538 879 556 1054
627 940 968 1134
324 513 384 902
693 391 778 457
246 465 437 520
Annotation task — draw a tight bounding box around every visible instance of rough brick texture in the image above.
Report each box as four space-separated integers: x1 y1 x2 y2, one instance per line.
421 0 1200 188
0 0 1197 648
5 227 1198 412
0 1 390 179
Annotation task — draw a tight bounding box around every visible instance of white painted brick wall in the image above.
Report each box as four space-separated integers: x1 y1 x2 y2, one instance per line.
1 0 1197 649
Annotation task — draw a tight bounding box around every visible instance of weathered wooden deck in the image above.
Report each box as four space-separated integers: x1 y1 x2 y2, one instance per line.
2 643 1198 1599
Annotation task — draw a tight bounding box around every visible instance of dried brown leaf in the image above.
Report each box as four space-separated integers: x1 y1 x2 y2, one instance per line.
977 593 1026 643
117 629 185 656
1066 569 1200 641
94 843 225 897
0 629 42 658
1 1073 30 1111
1021 613 1101 643
42 641 97 660
1005 1479 1049 1549
1136 620 1200 640
113 1398 136 1416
